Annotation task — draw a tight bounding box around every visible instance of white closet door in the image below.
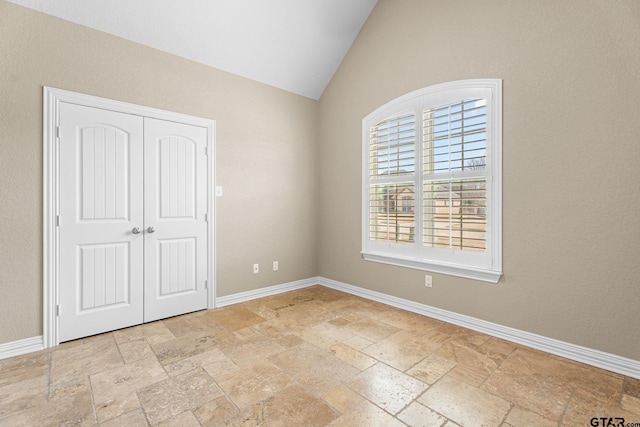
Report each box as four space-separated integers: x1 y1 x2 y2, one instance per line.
143 118 208 322
58 102 144 342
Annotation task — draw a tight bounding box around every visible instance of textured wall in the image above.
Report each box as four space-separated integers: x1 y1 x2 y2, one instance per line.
317 0 640 360
0 1 318 344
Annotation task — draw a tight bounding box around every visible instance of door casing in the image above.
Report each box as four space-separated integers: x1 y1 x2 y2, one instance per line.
43 86 216 348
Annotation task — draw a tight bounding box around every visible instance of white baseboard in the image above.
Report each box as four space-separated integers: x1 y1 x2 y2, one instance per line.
3 277 638 380
0 336 44 360
316 276 640 380
215 277 319 307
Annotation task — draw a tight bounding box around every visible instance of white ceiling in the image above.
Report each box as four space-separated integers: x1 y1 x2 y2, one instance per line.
7 0 378 99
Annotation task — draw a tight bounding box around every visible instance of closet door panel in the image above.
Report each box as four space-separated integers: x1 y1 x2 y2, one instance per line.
58 102 144 342
143 118 208 322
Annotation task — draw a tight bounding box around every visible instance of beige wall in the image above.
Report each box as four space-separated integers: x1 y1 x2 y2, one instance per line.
0 1 318 344
318 0 640 360
1 0 638 363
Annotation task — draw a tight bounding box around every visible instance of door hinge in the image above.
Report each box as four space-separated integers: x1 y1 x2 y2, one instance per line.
204 146 208 155
56 305 60 316
56 215 60 227
204 213 208 223
205 280 208 290
56 126 59 138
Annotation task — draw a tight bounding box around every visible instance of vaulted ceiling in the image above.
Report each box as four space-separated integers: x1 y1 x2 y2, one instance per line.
6 0 378 99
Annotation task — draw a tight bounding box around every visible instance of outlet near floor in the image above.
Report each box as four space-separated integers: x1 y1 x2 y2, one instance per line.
425 275 432 287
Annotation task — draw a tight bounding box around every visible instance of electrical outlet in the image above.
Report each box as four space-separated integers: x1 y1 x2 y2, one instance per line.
253 264 259 274
425 275 432 287
273 261 279 271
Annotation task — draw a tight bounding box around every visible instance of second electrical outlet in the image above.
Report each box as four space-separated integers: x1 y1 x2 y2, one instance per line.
253 264 259 274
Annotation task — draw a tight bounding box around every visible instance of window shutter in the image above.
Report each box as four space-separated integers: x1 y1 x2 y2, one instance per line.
368 113 416 244
362 79 502 282
423 98 487 252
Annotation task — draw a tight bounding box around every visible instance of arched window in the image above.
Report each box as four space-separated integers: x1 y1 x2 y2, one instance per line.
362 79 502 282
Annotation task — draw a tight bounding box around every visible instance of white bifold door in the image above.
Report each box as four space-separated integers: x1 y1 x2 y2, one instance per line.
58 102 209 342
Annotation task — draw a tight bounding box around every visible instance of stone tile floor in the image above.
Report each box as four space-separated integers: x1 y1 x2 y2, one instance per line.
0 285 638 426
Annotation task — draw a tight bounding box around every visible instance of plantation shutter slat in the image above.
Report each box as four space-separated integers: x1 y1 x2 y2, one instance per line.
423 98 488 253
368 112 417 244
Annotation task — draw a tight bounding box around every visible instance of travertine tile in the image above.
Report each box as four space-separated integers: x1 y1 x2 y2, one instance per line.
436 340 503 382
278 300 332 327
406 353 457 385
162 311 220 337
321 384 365 413
419 375 511 426
0 351 49 388
329 342 377 371
164 348 235 377
434 324 491 346
90 356 168 405
562 392 638 427
0 374 47 417
137 368 223 425
374 308 443 334
624 377 640 398
223 385 338 426
49 335 123 385
241 301 279 321
156 410 201 427
0 286 633 426
252 316 306 341
117 338 154 363
326 400 406 427
342 334 375 351
622 394 640 415
295 284 350 303
397 401 447 427
343 318 400 342
113 321 175 346
224 333 285 367
1 377 94 426
505 406 557 427
202 354 240 380
99 408 149 427
310 320 357 343
207 305 266 332
193 395 238 425
151 327 234 366
346 362 427 414
482 361 572 420
482 337 519 356
448 363 493 387
298 327 343 349
362 330 440 371
269 343 359 396
94 392 141 424
216 360 294 408
274 333 304 348
483 347 623 418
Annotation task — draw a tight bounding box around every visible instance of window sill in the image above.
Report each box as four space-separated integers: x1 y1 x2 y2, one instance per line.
361 251 502 283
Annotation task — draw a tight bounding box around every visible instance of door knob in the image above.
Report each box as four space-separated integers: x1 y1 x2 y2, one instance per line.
147 226 156 233
132 227 141 234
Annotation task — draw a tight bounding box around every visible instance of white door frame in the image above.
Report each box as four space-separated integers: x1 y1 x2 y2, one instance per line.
43 87 216 348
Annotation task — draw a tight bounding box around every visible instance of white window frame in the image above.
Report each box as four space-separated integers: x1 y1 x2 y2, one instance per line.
362 79 502 283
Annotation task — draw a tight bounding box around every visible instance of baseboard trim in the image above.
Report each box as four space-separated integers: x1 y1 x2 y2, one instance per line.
0 336 44 360
316 276 640 379
215 277 319 308
4 277 638 379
